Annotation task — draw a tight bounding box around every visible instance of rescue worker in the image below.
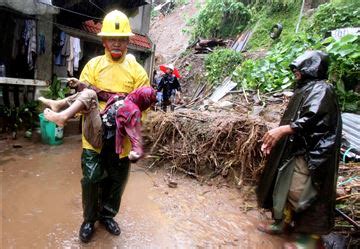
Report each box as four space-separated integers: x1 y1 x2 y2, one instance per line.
72 10 150 243
157 64 181 111
256 51 342 248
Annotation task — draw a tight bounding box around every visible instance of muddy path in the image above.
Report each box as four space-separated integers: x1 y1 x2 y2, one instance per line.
1 136 283 248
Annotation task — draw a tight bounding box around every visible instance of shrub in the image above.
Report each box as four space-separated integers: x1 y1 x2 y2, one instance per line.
191 0 251 39
0 100 40 132
233 32 360 113
244 0 305 50
205 48 243 85
326 34 360 113
307 2 360 37
233 34 322 92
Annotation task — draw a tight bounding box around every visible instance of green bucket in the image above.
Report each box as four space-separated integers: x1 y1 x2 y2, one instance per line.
39 113 63 145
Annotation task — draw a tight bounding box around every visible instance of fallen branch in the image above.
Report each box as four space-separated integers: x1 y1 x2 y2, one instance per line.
336 193 360 201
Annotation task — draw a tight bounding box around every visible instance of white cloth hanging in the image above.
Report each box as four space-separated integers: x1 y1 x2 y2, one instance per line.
73 37 81 71
66 36 74 76
66 36 81 76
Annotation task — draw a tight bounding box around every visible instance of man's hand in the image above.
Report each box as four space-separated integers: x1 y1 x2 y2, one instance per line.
129 151 142 163
67 77 81 88
261 125 294 155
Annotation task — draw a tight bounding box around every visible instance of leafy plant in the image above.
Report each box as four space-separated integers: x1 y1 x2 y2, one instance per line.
43 76 70 100
190 0 251 39
205 48 243 85
151 8 159 19
334 81 360 113
246 2 302 50
0 100 40 133
233 32 359 113
307 2 360 37
326 34 360 112
233 34 323 92
175 0 189 6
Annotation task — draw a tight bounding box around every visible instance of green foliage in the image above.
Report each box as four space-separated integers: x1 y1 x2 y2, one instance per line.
151 8 159 19
326 34 360 112
175 0 190 6
44 76 70 100
205 48 243 85
0 100 40 132
233 33 359 113
233 34 323 92
190 0 251 39
246 2 302 50
307 2 360 36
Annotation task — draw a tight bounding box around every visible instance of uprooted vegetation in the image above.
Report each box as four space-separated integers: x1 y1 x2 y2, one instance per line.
144 110 267 185
185 0 360 113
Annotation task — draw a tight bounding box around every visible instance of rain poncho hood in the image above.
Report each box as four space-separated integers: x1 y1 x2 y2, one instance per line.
290 50 329 80
256 51 342 235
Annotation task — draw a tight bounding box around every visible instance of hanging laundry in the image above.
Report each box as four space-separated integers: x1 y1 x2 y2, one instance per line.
11 19 24 59
22 20 37 70
66 36 75 76
66 36 82 76
73 37 81 71
61 33 71 58
54 31 66 65
38 34 46 55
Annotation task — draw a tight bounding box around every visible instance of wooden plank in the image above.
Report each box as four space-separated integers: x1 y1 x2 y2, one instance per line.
0 77 48 86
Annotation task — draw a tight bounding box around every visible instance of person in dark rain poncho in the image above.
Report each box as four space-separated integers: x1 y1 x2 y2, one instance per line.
256 51 342 249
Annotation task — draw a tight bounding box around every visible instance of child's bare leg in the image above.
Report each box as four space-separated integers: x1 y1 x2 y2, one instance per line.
44 100 85 127
43 89 98 127
38 97 69 112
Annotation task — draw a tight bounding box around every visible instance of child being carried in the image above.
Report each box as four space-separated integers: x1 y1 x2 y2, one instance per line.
39 80 156 162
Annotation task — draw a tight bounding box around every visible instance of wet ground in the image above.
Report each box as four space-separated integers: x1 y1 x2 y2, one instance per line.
1 135 283 248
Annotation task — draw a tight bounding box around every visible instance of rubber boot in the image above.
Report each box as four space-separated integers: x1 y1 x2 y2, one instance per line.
81 149 104 222
258 204 293 235
98 141 130 219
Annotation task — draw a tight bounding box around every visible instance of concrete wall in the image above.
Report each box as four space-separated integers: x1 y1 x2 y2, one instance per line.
35 14 53 81
128 4 151 34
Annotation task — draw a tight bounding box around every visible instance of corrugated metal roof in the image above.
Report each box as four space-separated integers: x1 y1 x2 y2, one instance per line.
209 77 237 102
342 113 360 150
231 30 252 52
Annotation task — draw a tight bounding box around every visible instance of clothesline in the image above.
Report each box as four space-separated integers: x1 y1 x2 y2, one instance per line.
37 0 103 20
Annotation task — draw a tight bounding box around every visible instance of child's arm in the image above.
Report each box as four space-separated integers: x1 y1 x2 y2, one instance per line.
88 86 126 102
68 78 125 101
124 112 143 162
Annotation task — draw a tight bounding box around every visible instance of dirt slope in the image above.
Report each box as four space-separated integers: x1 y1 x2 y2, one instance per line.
149 0 204 62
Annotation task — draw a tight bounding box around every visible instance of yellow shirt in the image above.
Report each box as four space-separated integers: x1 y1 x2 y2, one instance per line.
79 50 150 157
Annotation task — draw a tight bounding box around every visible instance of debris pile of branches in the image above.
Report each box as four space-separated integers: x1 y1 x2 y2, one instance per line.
335 162 360 239
144 110 268 185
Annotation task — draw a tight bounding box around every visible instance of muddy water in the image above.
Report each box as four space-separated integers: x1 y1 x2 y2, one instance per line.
1 136 283 248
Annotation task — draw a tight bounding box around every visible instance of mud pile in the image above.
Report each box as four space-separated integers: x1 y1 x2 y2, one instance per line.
175 53 207 98
144 110 267 185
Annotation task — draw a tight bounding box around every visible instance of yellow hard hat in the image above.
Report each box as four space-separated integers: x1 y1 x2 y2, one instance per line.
98 10 134 37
